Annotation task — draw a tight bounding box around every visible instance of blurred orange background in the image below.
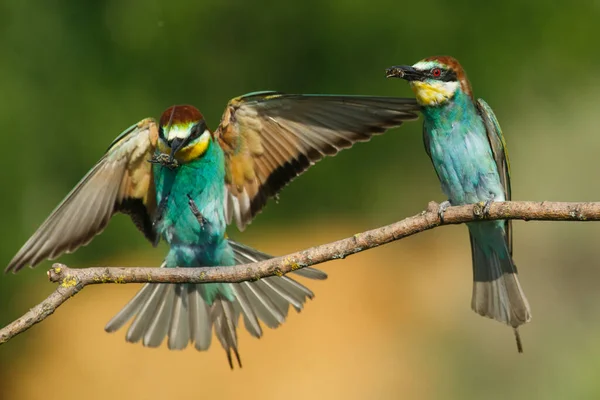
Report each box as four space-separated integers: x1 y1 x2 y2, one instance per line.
6 215 600 399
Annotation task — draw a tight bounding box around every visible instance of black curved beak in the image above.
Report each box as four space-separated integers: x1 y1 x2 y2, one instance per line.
386 65 423 81
168 138 185 162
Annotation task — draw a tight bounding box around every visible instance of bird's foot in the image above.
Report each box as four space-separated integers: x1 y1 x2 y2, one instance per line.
482 199 494 217
478 193 496 218
438 200 452 223
187 195 209 229
149 153 179 169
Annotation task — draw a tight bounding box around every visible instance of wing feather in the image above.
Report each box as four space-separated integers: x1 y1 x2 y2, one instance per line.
215 93 420 229
476 98 512 255
6 118 159 272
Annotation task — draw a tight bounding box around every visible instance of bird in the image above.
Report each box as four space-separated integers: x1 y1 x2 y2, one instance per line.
386 56 531 351
6 91 420 367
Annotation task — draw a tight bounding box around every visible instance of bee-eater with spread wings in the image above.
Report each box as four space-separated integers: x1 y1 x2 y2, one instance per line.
7 92 419 367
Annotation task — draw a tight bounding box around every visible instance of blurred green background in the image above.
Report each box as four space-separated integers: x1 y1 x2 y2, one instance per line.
3 0 600 399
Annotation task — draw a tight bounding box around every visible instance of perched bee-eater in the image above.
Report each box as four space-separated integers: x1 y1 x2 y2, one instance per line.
386 57 531 351
7 92 419 367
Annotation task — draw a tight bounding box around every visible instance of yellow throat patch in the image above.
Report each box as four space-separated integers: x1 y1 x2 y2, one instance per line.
156 132 211 163
410 81 458 106
176 134 211 162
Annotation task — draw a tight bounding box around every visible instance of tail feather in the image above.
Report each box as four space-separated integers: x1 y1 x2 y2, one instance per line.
255 280 290 318
292 268 328 280
229 284 262 338
124 284 167 343
469 224 531 350
262 278 304 311
238 281 286 328
104 241 326 368
105 281 155 334
212 299 241 368
189 285 212 350
143 284 176 347
168 284 191 350
278 275 316 300
265 277 309 311
228 240 327 280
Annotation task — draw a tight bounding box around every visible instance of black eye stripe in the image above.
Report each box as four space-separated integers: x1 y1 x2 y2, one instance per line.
428 68 457 82
188 121 206 142
158 121 205 146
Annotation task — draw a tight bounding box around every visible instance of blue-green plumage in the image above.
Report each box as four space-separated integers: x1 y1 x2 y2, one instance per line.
154 139 235 303
423 86 526 319
7 94 421 366
155 139 226 250
100 106 329 368
387 56 531 350
423 90 505 206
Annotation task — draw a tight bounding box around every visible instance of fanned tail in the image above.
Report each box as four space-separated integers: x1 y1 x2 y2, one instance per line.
104 242 326 368
469 222 531 352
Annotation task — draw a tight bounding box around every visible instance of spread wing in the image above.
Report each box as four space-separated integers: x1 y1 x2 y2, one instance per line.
6 118 159 273
215 92 420 230
476 98 512 254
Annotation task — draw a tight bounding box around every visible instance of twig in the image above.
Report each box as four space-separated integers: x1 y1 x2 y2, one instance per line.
1 200 599 344
0 280 84 344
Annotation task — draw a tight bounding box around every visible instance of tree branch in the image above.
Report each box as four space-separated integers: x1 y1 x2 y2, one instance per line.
1 200 599 345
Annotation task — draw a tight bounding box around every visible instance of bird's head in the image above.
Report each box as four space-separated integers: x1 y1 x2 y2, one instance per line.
157 105 212 163
386 56 473 107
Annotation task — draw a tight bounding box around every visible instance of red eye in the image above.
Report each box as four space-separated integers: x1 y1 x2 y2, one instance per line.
432 68 442 77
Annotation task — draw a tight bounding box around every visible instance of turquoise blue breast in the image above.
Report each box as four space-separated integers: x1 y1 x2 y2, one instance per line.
152 140 232 269
423 91 504 205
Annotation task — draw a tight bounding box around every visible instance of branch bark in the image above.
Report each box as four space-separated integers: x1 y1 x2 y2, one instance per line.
1 200 599 345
